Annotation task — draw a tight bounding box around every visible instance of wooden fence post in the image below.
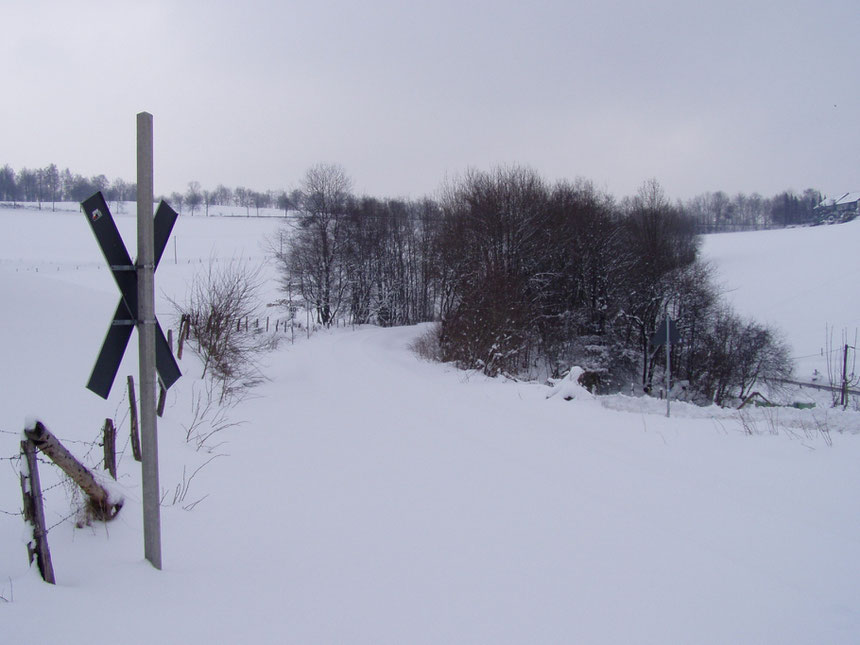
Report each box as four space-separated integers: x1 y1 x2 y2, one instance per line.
177 314 189 360
128 375 142 461
103 418 117 480
20 439 55 584
157 383 166 418
24 421 123 523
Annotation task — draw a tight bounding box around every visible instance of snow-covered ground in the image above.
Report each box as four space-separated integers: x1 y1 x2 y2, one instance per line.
2 204 859 644
700 220 860 384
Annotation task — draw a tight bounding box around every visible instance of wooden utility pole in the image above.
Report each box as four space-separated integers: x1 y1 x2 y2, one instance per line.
137 111 162 570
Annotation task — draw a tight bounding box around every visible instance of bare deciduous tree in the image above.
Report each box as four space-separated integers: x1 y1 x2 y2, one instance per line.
173 258 274 404
282 164 353 326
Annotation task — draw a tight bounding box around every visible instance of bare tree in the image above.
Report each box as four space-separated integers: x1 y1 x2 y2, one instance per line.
170 191 185 214
173 258 274 403
282 164 353 326
43 163 60 211
186 181 203 216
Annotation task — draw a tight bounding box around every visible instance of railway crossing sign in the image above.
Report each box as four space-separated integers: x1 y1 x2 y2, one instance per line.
651 314 681 418
651 316 680 347
82 191 181 399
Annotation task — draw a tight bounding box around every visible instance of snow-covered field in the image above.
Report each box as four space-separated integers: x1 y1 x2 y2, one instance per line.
2 203 859 644
700 221 860 383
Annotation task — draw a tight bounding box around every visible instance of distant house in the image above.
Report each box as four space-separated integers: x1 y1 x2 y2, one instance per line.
814 192 860 223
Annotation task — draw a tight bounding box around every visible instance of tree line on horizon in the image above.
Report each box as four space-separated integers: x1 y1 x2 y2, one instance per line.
0 161 827 230
0 163 286 217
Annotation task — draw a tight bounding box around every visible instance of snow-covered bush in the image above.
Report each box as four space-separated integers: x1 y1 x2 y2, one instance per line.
173 258 274 404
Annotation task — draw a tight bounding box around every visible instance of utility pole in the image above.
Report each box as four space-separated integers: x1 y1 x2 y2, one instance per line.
137 112 162 570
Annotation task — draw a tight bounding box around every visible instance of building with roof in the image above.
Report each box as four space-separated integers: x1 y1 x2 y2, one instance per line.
814 191 860 222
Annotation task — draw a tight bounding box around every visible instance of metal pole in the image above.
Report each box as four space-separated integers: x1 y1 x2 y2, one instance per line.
137 112 162 569
665 315 671 418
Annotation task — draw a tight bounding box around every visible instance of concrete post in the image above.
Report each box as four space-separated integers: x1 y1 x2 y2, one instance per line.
137 112 162 569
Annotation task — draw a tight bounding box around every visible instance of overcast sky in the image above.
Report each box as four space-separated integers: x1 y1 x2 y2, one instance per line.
3 0 857 201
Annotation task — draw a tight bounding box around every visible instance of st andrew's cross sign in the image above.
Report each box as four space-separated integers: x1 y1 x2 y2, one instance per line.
651 316 680 347
82 191 181 399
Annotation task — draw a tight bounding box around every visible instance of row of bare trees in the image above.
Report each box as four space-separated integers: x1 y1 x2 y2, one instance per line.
168 182 296 217
275 165 791 404
0 163 131 208
0 162 297 218
681 188 823 232
271 164 443 328
1 159 828 232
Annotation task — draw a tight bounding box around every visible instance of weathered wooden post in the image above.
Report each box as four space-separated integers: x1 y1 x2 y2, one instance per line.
157 383 167 418
128 375 142 461
20 438 55 584
103 418 117 480
177 314 189 360
24 421 123 522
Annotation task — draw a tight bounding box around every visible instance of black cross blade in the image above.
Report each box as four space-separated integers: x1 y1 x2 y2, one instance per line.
151 200 181 390
155 320 181 390
154 201 178 266
82 192 138 314
86 301 135 398
87 301 181 398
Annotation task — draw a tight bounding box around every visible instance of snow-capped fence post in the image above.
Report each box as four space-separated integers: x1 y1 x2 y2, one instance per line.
128 375 142 461
177 313 190 360
19 437 55 584
103 418 117 480
24 420 123 523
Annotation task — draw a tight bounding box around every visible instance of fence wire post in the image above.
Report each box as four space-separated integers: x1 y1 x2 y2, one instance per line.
20 439 55 584
103 418 117 479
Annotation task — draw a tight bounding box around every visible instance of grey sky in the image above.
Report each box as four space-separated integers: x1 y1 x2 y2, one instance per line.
3 0 857 201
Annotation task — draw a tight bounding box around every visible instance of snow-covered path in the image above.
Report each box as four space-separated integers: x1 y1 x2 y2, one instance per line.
234 326 860 644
